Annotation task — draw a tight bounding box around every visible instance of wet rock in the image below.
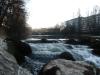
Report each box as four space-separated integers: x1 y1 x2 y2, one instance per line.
66 39 84 45
66 39 77 44
58 52 75 61
65 45 73 49
6 38 32 64
96 68 100 75
40 38 58 43
90 41 100 49
0 38 32 75
66 38 91 45
90 42 100 56
39 59 95 75
41 38 48 43
92 49 100 56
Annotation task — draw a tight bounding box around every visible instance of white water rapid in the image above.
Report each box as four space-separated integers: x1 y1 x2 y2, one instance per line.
22 39 100 75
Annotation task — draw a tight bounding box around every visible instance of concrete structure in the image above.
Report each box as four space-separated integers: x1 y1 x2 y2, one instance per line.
63 14 100 35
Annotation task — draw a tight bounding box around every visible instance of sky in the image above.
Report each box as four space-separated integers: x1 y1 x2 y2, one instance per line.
25 0 100 29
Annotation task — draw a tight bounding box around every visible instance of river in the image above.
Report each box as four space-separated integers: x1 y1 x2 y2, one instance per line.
22 38 100 75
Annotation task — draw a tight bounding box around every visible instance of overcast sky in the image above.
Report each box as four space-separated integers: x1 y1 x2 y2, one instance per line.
25 0 100 29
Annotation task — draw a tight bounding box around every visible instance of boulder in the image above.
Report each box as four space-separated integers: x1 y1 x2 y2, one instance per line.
65 45 73 49
66 39 77 44
58 52 75 61
92 49 100 56
39 59 95 75
0 38 32 75
96 68 100 75
40 38 48 43
90 42 100 56
6 38 32 64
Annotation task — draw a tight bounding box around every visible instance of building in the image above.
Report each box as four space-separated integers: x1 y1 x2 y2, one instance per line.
63 14 100 35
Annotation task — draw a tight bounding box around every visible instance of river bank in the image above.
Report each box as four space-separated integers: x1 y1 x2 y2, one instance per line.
0 37 32 75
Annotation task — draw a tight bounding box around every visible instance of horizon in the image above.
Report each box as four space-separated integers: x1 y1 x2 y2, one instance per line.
25 0 100 29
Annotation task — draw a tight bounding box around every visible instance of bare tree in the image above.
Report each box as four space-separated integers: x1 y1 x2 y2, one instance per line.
77 9 82 35
89 5 100 35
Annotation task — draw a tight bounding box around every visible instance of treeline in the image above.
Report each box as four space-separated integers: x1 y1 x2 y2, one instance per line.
32 25 62 35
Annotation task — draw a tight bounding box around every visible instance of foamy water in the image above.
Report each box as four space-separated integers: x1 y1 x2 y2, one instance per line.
22 40 100 75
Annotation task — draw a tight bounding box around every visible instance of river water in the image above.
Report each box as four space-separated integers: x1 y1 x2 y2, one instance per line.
22 39 100 75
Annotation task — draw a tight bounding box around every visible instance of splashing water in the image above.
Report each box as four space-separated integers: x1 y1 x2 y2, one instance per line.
22 41 100 75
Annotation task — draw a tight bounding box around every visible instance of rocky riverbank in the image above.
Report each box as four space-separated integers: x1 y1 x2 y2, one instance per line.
39 59 96 75
0 37 32 75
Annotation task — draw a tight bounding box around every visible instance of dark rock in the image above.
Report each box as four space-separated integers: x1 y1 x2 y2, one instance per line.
39 66 60 75
96 68 100 75
41 38 48 43
58 52 75 61
0 38 32 75
92 49 100 56
66 39 77 44
78 38 92 45
65 45 73 49
6 38 32 65
90 42 100 49
66 39 83 45
66 38 92 45
90 42 100 56
39 59 95 75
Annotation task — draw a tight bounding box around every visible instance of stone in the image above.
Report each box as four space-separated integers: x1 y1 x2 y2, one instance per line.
41 38 48 43
39 59 95 75
92 49 100 56
96 68 100 75
58 52 75 61
0 38 32 75
6 38 32 64
66 39 77 44
90 42 100 56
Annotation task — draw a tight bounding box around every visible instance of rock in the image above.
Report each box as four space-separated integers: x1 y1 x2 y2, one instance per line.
39 59 95 75
66 39 82 45
96 68 100 75
92 49 100 56
58 52 75 61
0 50 32 75
90 42 100 56
90 42 100 49
41 38 48 43
84 61 100 75
66 39 77 44
0 38 32 75
65 45 73 49
6 38 32 64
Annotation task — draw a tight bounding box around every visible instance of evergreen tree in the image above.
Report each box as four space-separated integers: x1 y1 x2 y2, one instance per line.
0 0 28 40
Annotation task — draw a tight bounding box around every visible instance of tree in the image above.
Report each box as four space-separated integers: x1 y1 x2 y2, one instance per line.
89 5 100 35
77 9 82 35
0 0 29 40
